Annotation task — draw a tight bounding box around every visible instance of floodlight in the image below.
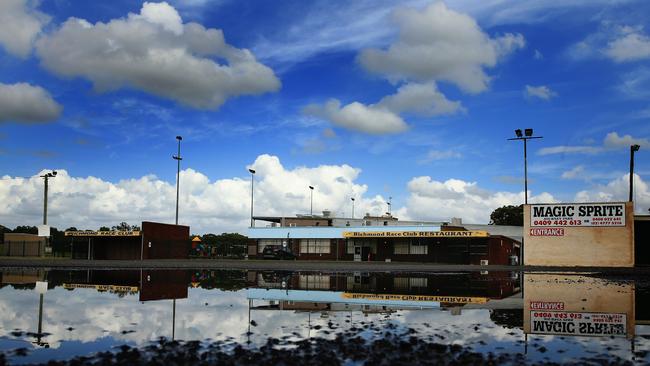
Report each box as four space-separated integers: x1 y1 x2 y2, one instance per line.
632 144 641 152
515 129 523 138
525 128 533 137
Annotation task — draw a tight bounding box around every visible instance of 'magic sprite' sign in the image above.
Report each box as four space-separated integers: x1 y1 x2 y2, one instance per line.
530 203 625 227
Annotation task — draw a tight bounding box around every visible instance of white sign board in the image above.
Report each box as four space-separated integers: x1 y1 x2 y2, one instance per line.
530 310 626 337
37 225 50 237
530 203 625 227
35 281 48 294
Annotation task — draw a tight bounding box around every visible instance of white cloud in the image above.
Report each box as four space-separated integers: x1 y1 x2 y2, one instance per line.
525 85 557 100
0 0 49 58
539 131 649 156
35 2 280 109
358 2 525 93
575 173 649 214
569 24 650 63
377 82 464 116
604 30 650 62
419 149 462 164
603 131 649 148
303 82 462 134
0 155 382 234
0 82 62 123
403 176 556 224
618 67 650 99
303 99 408 135
534 49 543 60
538 146 603 156
561 165 585 180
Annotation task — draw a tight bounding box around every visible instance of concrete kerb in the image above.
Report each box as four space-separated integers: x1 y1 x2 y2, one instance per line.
0 258 649 274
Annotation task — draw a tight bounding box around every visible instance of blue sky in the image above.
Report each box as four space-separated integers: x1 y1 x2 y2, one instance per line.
1 0 649 233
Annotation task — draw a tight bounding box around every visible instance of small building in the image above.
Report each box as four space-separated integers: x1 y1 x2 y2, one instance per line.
2 233 47 257
65 221 190 260
248 224 520 265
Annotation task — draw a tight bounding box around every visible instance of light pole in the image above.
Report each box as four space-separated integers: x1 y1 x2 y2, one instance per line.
173 136 183 225
40 171 57 225
249 169 256 227
630 144 641 203
508 129 543 204
309 185 314 216
387 196 392 215
351 197 355 219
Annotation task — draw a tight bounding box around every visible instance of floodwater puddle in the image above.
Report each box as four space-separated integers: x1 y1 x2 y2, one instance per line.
0 269 648 364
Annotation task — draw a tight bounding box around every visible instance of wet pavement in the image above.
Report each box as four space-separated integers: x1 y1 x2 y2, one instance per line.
0 268 648 365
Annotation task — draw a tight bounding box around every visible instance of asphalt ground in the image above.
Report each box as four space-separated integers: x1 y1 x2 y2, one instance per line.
1 257 649 274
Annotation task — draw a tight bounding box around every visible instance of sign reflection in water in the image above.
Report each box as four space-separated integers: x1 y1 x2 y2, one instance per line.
0 268 648 364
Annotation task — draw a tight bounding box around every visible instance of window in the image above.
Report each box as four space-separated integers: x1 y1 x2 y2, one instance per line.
410 242 428 255
394 242 409 255
346 240 355 254
258 239 282 253
300 239 330 254
393 239 428 255
299 275 331 290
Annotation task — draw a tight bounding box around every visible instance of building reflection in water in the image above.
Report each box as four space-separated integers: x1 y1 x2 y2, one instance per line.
0 268 649 362
523 273 638 354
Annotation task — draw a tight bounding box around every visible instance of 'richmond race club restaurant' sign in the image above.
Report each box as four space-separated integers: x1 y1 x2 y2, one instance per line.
342 231 489 238
530 203 626 228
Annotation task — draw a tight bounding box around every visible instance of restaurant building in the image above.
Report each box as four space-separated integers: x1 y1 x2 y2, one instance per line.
248 214 520 265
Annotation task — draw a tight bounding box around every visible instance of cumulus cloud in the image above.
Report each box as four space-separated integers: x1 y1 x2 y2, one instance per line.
0 0 49 57
561 165 585 180
604 30 650 62
403 176 556 224
358 2 525 93
539 131 649 156
377 82 464 116
0 155 382 234
35 2 280 109
303 99 408 135
569 24 650 63
603 131 649 148
575 174 649 214
304 82 461 134
525 85 557 100
0 82 62 123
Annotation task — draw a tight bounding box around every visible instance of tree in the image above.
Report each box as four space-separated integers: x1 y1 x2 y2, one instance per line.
0 225 11 244
111 222 137 231
489 205 524 226
13 225 38 234
98 226 110 231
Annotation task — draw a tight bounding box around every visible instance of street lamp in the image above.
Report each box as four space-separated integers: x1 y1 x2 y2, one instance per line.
630 144 641 203
351 197 355 219
173 136 183 225
309 185 314 216
40 171 57 225
249 169 256 227
508 129 543 204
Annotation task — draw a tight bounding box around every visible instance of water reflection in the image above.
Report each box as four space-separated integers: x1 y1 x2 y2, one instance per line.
0 268 648 364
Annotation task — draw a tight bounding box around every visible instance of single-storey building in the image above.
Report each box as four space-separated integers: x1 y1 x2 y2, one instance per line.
65 221 190 260
2 233 47 257
248 224 520 265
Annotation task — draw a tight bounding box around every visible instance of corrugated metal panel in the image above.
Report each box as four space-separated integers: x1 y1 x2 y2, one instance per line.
247 225 441 239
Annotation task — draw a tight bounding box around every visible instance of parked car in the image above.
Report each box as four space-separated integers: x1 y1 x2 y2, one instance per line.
262 246 296 260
